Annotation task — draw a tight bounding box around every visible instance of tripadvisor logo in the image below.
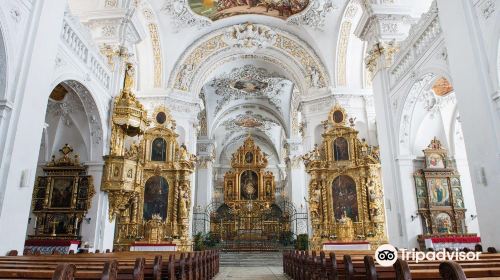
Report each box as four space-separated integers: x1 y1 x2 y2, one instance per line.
374 244 482 267
375 244 398 267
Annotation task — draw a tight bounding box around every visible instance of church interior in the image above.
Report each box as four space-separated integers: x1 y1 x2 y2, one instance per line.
0 0 500 279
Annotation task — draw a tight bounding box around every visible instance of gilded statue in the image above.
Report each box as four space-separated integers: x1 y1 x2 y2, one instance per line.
179 144 189 160
123 63 136 93
178 188 189 221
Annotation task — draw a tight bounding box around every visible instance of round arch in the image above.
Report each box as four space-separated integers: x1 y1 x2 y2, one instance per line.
46 78 105 162
397 70 454 155
168 22 331 95
218 131 280 164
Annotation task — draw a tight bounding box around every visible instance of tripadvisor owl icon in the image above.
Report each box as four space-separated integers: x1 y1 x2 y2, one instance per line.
375 244 398 267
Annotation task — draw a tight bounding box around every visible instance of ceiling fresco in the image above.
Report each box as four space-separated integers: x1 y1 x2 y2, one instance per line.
188 0 310 21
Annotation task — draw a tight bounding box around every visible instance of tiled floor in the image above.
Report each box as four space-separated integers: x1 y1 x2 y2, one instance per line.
214 266 288 280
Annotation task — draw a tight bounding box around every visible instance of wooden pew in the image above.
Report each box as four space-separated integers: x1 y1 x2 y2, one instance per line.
283 250 500 280
0 250 220 280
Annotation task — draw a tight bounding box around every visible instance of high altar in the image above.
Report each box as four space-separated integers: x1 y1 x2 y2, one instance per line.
303 104 386 250
101 64 195 251
211 136 290 242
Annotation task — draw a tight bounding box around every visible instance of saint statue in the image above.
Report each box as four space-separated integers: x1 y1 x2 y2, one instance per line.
123 63 136 92
178 189 189 221
179 144 189 160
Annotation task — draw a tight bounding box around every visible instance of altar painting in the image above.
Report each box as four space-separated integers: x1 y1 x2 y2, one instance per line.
50 177 75 208
333 137 349 161
426 153 445 168
151 138 167 161
435 212 452 233
143 176 169 220
188 0 310 21
332 175 358 221
429 178 450 207
240 170 258 200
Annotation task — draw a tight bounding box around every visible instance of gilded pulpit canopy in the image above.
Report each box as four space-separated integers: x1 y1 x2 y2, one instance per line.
303 104 387 250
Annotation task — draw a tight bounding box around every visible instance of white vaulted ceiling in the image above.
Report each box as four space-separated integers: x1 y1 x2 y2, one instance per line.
66 0 437 167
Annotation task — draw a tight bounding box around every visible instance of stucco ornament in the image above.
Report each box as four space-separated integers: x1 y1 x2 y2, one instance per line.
162 0 211 30
169 23 330 91
287 0 335 29
223 23 277 53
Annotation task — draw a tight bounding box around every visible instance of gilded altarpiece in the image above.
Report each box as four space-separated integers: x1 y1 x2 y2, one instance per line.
303 105 386 250
30 144 94 240
101 64 195 251
414 138 467 235
211 136 289 241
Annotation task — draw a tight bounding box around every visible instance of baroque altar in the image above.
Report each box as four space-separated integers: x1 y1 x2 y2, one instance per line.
211 136 291 243
29 144 94 241
27 144 94 254
303 104 386 250
101 63 195 251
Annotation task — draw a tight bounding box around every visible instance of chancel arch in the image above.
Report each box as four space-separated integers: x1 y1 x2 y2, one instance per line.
168 22 331 95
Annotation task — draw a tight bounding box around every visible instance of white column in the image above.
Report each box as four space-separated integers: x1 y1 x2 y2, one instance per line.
286 139 307 208
0 0 66 255
80 162 116 252
195 139 215 209
195 159 214 208
396 156 421 248
454 158 480 234
369 50 408 248
436 0 500 248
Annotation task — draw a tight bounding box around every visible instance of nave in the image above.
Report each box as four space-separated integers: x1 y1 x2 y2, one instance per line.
1 0 500 279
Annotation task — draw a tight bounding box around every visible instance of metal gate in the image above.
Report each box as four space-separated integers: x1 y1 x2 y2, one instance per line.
191 198 309 251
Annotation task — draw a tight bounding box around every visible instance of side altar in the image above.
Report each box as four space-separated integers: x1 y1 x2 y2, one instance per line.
414 138 477 251
303 104 387 250
27 144 94 254
101 64 195 251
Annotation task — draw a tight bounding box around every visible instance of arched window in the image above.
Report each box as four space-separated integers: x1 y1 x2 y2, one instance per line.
333 137 349 161
143 176 168 220
151 138 166 161
332 175 358 221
